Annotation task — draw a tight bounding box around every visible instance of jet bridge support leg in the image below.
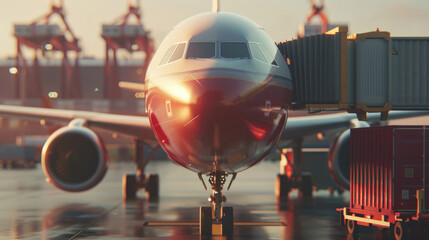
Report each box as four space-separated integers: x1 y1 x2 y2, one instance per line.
293 140 313 199
122 139 159 201
276 141 313 200
276 149 294 199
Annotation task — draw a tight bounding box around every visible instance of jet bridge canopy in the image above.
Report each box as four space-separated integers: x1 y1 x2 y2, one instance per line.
277 27 429 120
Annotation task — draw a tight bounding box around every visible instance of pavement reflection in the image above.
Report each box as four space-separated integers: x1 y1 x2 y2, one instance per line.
0 160 393 239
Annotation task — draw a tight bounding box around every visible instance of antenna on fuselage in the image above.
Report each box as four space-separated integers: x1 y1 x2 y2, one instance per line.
212 0 220 12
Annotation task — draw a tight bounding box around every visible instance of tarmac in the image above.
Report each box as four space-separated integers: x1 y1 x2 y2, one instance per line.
0 159 393 240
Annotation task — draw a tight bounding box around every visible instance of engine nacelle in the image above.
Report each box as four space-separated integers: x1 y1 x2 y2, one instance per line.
328 120 370 190
41 126 108 192
328 130 351 190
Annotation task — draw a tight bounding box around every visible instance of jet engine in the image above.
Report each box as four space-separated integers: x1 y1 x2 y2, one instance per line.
328 120 370 190
41 126 108 192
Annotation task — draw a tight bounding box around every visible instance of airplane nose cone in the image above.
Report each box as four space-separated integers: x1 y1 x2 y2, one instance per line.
146 72 289 174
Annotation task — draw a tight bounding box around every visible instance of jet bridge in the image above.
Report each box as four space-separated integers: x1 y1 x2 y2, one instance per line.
277 27 429 120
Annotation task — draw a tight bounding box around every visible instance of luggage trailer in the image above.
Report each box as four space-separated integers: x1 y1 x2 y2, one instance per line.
338 126 429 240
338 189 429 239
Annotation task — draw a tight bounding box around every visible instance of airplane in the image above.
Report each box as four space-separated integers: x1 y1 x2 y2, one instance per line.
0 0 427 236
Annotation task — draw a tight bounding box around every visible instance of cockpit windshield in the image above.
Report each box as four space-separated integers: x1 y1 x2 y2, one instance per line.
259 44 278 66
159 44 177 65
169 43 186 62
220 42 250 59
186 42 216 59
249 43 267 63
249 43 278 66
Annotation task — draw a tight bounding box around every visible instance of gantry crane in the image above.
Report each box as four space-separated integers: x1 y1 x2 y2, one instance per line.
306 0 329 34
14 0 82 101
102 0 154 99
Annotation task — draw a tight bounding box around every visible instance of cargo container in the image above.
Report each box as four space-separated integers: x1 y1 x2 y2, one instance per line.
14 24 61 37
102 25 146 37
338 126 429 240
0 144 37 169
298 23 348 38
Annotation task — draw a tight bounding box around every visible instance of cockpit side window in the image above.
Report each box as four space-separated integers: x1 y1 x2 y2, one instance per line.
159 44 177 65
186 42 216 59
220 42 250 59
169 43 186 63
259 44 278 66
249 43 267 63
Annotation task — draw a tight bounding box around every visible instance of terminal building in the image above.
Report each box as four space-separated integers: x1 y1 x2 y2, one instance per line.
0 1 151 147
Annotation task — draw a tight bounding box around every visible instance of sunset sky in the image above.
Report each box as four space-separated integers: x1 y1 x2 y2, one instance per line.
0 0 428 59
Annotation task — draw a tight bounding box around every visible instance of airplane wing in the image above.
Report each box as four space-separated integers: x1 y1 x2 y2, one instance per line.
282 111 429 140
0 104 157 144
0 104 427 146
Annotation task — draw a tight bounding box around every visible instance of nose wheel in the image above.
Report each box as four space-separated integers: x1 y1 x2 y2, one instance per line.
199 206 212 235
199 170 234 236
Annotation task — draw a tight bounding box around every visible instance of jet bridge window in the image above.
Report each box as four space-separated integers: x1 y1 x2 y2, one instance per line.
220 42 250 59
186 42 216 59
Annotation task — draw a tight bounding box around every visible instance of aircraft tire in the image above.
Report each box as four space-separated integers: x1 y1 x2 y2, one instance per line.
123 174 137 200
200 206 212 236
146 174 159 201
300 172 312 199
222 206 234 236
276 174 290 198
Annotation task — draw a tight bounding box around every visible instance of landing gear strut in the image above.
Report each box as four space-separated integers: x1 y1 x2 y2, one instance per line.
122 139 160 201
199 170 234 236
276 146 313 199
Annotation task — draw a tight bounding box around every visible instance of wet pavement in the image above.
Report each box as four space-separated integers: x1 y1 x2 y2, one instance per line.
0 160 395 240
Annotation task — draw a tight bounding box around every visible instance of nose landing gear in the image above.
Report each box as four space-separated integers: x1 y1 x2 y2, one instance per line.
199 170 235 236
142 169 284 236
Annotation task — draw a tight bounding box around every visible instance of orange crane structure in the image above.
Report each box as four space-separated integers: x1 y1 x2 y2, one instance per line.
14 0 82 101
306 0 329 34
102 0 154 99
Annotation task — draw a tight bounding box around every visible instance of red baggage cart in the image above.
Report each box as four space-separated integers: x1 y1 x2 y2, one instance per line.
338 126 429 240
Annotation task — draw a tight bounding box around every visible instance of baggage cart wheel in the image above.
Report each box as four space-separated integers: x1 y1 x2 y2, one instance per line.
200 206 212 236
222 206 234 236
347 219 359 236
394 221 409 240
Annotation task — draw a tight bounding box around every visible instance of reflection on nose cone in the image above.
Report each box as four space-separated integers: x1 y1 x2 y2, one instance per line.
146 72 291 174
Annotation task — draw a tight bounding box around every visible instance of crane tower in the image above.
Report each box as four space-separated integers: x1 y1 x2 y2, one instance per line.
13 0 82 101
102 0 154 99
